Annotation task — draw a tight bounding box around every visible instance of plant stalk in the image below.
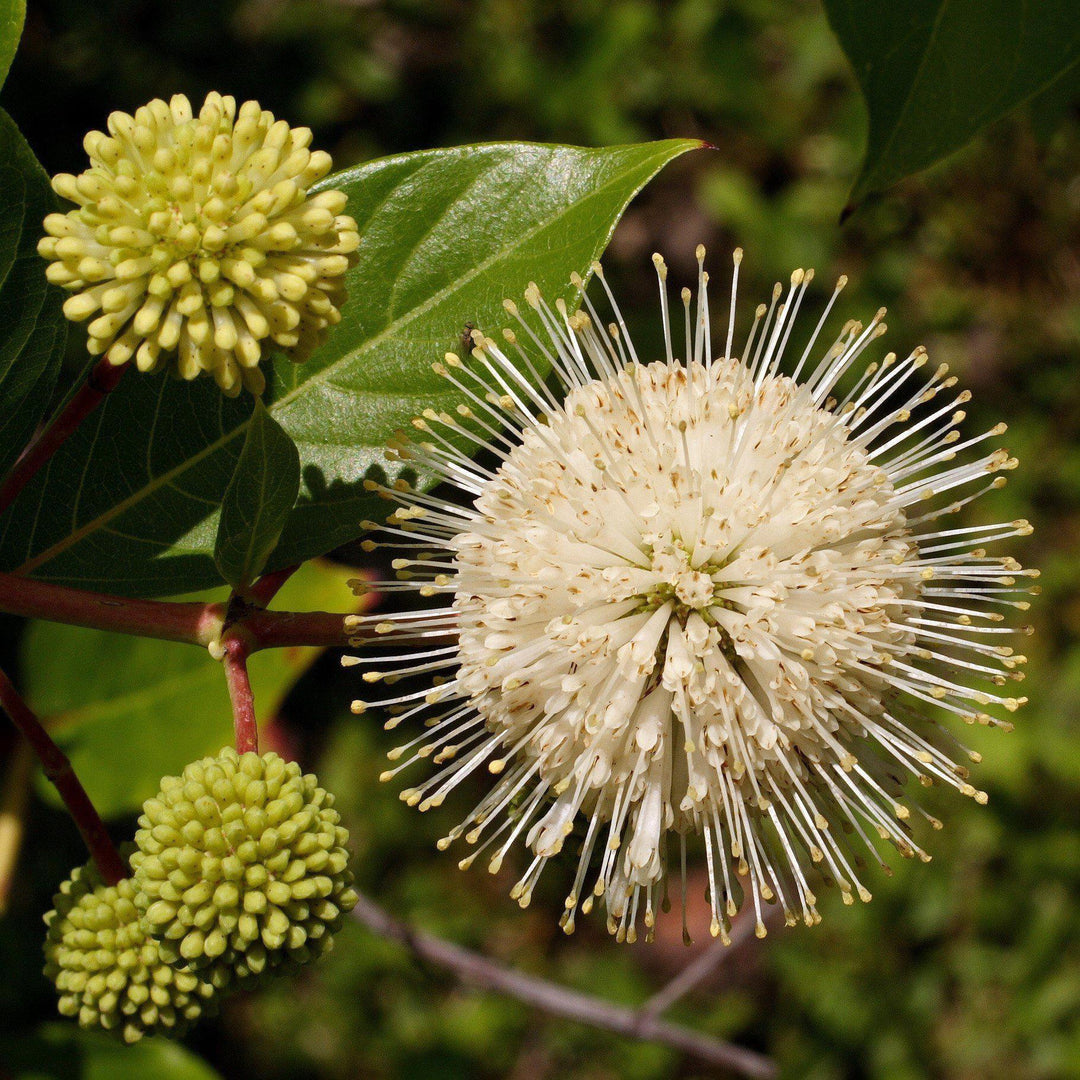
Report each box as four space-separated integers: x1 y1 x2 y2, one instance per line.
0 668 126 884
246 564 300 608
0 572 354 651
0 572 225 644
223 637 258 753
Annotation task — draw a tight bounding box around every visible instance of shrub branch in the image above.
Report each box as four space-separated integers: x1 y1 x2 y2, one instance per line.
0 572 353 652
350 890 777 1078
0 667 126 884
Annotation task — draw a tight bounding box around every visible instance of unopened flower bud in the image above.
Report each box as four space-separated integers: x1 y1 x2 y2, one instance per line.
43 857 223 1043
132 747 357 982
39 92 360 396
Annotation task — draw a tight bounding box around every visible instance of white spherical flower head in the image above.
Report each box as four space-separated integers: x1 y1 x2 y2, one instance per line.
38 92 360 396
347 249 1035 943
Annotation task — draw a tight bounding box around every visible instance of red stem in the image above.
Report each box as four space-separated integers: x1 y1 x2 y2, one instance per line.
0 572 224 644
0 668 126 885
0 358 128 516
242 608 349 651
246 564 300 608
0 571 353 651
223 637 258 753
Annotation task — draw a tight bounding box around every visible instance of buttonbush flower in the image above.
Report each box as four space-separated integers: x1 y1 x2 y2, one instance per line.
347 249 1035 943
43 857 224 1043
131 748 358 982
38 92 359 396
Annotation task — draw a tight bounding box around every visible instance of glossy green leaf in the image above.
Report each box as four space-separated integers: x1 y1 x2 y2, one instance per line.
826 0 1080 205
0 139 700 596
21 560 363 817
0 107 67 478
214 398 301 590
6 1025 223 1080
0 0 23 91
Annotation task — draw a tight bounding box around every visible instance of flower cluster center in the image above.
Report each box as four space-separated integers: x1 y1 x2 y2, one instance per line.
641 543 719 617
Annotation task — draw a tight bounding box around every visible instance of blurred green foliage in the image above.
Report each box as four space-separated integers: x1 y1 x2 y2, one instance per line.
6 1024 224 1080
1 1 1078 1078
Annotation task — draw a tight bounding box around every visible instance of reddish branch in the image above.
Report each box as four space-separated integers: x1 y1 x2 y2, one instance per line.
242 607 356 650
0 572 353 651
0 357 128 515
0 668 126 885
223 636 259 753
0 572 225 644
244 564 300 608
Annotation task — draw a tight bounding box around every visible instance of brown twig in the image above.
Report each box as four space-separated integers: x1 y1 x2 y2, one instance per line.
243 608 351 651
637 912 763 1022
0 668 126 884
350 891 776 1078
223 636 258 753
0 572 226 644
0 357 128 515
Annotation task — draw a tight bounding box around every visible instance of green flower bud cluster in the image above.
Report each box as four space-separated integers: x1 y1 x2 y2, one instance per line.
131 748 358 983
43 858 221 1044
43 748 357 1042
38 92 360 396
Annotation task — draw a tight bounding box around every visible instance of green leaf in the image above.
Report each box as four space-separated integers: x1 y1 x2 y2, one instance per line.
0 107 67 478
214 398 301 591
21 560 361 818
825 0 1080 205
0 0 24 91
0 139 700 596
6 1025 223 1080
1028 56 1080 146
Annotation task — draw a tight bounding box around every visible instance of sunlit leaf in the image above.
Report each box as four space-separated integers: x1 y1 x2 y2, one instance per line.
0 139 701 596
